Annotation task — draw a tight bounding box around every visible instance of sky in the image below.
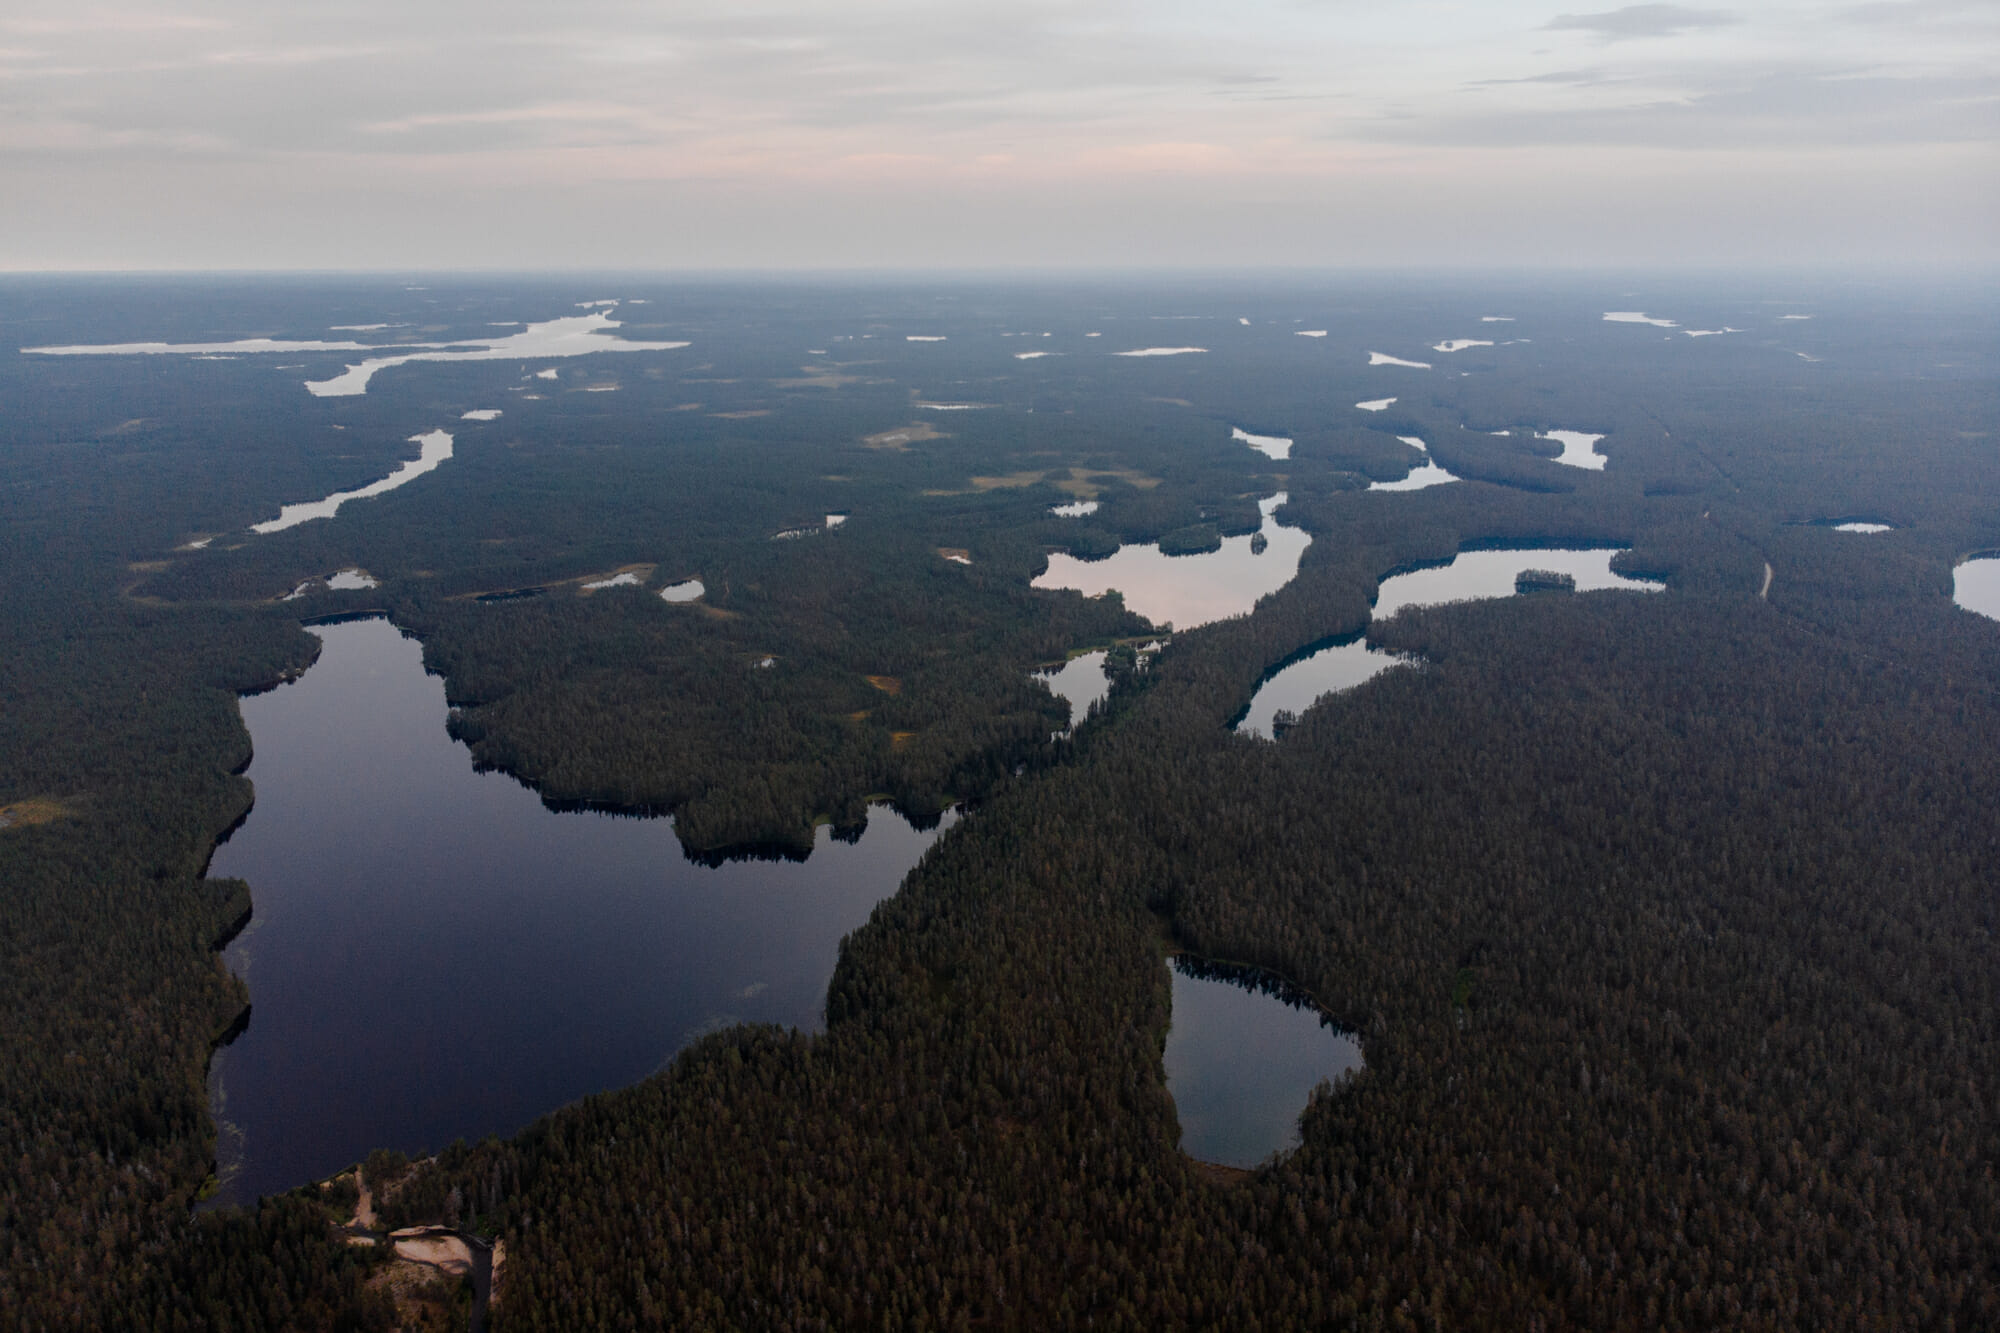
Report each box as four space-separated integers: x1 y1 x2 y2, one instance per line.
2 1 1994 270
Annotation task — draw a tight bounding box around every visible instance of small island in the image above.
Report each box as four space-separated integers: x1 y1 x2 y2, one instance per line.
1514 568 1577 594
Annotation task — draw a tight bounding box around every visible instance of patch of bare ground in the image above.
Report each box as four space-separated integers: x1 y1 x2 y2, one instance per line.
366 1253 468 1332
969 470 1047 490
865 675 903 695
574 563 656 594
0 797 68 831
392 1228 476 1277
1189 1160 1253 1188
1078 466 1163 491
862 422 945 450
774 366 874 389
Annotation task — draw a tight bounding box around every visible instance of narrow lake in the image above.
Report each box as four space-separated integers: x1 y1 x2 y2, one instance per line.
1031 493 1310 629
1164 958 1363 1169
207 616 946 1205
1236 548 1661 738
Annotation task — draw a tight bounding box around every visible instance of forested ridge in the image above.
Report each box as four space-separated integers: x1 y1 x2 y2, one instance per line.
2 276 1997 1328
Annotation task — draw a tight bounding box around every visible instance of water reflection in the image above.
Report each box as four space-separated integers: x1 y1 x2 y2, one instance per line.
1032 651 1110 736
1235 640 1413 739
1368 437 1459 492
1231 428 1292 461
208 617 946 1204
1164 957 1362 1169
1032 493 1310 630
1236 548 1661 739
1374 547 1660 621
1540 430 1606 471
1954 557 2000 622
27 307 691 398
252 430 454 533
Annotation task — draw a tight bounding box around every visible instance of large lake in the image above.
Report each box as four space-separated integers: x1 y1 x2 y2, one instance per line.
208 616 946 1205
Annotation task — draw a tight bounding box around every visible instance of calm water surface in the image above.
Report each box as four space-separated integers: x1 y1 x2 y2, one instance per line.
1033 650 1111 735
1237 548 1660 738
1956 557 2000 622
1165 959 1363 1168
208 617 946 1204
1032 493 1310 629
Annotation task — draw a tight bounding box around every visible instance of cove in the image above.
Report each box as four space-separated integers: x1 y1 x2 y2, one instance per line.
1164 957 1362 1169
1031 493 1310 630
207 616 947 1206
1236 548 1661 738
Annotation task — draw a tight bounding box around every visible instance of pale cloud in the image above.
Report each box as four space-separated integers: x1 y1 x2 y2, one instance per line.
1543 6 1742 40
0 0 1992 266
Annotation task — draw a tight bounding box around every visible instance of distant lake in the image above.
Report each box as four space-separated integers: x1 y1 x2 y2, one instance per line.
1236 547 1661 738
1955 556 2000 622
1164 958 1362 1168
1032 493 1310 630
208 617 946 1205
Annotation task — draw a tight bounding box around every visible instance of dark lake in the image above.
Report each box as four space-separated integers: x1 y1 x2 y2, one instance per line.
207 616 947 1205
1163 958 1363 1168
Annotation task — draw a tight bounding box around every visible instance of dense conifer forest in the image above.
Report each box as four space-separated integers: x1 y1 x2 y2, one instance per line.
2 276 1996 1328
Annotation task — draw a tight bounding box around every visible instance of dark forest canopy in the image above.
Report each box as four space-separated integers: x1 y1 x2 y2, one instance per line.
1 274 1997 1329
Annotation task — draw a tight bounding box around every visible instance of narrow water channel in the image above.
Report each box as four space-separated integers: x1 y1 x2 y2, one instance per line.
208 616 947 1205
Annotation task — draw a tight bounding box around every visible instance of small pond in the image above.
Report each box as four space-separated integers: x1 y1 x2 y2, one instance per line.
1033 650 1110 736
207 616 948 1205
1164 957 1362 1169
1032 493 1310 630
1541 430 1606 471
1955 557 2000 623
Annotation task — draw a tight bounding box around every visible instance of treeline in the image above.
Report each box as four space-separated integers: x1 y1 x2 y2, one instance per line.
5 277 2000 1329
408 565 2000 1331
